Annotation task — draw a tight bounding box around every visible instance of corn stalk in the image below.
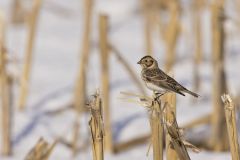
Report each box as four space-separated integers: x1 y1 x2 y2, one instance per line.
221 94 240 160
88 92 104 160
24 137 57 160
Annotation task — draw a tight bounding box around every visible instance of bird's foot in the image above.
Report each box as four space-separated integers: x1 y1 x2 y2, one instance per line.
153 91 167 100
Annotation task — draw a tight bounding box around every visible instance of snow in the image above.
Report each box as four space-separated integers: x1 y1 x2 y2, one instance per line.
0 0 238 159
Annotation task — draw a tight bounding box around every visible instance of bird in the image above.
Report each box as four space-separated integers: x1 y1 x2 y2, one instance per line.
137 55 199 98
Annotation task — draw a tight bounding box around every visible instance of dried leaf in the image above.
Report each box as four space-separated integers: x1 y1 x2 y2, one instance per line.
183 140 201 153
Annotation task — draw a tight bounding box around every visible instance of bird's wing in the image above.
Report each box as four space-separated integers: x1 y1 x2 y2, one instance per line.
165 76 199 97
145 69 187 91
143 68 198 97
144 69 180 87
165 76 187 90
142 68 168 82
142 68 188 96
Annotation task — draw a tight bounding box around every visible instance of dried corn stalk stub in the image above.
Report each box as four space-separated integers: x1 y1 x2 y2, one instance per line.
88 93 105 139
120 91 200 160
0 13 12 156
221 94 240 160
74 0 94 113
210 0 229 151
24 137 57 160
88 92 104 160
121 92 165 160
164 106 200 160
18 0 42 110
149 99 164 160
120 92 164 160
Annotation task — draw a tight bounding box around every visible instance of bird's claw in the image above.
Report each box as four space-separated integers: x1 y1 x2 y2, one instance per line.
154 92 166 100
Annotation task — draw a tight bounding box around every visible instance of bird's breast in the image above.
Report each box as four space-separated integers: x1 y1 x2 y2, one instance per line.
145 82 166 92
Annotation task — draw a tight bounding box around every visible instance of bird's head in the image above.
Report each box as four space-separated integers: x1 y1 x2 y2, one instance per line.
137 55 158 69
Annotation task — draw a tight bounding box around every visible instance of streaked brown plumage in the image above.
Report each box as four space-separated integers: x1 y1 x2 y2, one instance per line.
137 55 199 98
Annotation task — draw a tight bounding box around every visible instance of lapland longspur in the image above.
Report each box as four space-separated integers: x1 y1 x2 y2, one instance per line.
137 55 199 98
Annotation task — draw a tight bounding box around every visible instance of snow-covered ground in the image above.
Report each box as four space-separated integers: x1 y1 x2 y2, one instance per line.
1 0 239 159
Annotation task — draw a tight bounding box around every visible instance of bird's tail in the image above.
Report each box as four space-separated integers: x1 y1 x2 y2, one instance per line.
184 89 199 98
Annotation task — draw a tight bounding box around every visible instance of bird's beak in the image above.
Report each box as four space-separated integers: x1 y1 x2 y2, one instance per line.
137 61 141 64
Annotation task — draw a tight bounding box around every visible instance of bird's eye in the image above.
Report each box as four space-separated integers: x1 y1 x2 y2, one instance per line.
145 60 147 62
